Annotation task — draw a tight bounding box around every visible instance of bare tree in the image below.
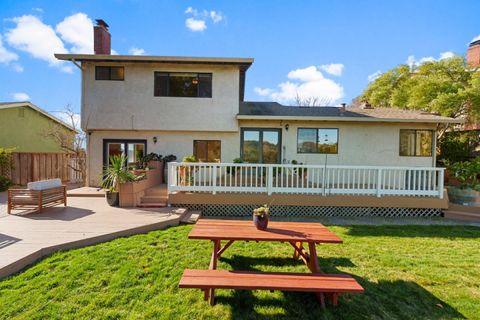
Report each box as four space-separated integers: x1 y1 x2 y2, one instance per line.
43 104 86 184
294 93 333 107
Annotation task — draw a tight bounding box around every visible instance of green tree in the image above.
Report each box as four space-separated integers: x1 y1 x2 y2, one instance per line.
362 56 480 125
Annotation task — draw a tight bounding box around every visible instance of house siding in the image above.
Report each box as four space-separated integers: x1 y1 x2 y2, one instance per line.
238 119 436 167
82 62 240 132
86 120 437 186
0 106 73 153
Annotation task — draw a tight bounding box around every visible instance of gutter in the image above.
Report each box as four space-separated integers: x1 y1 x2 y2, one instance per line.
236 115 463 124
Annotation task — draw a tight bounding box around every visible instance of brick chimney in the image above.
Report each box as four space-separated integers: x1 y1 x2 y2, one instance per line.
94 19 111 55
467 39 480 68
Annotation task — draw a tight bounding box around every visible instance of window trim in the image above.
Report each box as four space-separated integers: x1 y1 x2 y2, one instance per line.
153 72 213 98
399 129 434 157
240 128 282 164
296 128 339 154
193 140 221 163
102 139 147 167
95 66 125 81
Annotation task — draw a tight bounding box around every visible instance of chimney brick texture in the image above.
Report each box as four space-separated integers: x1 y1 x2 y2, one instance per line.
467 41 480 68
94 22 111 55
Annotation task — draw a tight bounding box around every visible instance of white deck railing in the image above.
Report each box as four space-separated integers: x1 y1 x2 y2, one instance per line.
167 162 445 199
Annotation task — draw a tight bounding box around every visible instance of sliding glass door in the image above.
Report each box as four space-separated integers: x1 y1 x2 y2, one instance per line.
103 139 147 167
241 128 281 163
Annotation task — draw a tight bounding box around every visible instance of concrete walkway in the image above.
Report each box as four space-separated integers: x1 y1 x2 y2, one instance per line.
0 197 187 279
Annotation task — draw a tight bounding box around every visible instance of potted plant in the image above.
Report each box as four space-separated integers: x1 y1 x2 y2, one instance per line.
102 154 137 206
180 155 198 186
253 201 273 230
226 157 243 175
444 158 480 206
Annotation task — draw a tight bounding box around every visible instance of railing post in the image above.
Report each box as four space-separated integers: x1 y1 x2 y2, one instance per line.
438 169 444 199
267 166 273 195
212 164 217 195
167 162 172 194
376 168 382 197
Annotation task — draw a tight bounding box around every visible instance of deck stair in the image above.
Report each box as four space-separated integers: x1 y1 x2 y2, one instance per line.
181 210 202 224
443 204 480 222
137 185 169 208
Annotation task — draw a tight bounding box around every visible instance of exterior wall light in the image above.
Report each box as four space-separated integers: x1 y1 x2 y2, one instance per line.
285 124 289 131
153 136 157 144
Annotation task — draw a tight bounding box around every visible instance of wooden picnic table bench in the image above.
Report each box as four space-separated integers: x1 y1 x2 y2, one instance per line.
180 269 364 306
180 219 364 306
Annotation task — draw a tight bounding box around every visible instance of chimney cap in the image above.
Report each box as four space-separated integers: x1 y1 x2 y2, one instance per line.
95 19 109 29
469 39 480 47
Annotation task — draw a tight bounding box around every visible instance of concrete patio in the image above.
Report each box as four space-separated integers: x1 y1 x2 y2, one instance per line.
0 195 187 279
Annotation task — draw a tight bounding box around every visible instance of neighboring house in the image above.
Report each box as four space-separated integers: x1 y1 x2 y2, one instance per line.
56 20 459 188
0 101 76 153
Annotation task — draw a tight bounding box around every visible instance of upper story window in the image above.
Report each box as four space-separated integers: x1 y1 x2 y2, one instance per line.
297 128 339 154
399 129 433 157
95 66 124 81
154 72 212 98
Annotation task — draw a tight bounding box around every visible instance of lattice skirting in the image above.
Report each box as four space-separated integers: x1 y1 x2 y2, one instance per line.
170 203 442 217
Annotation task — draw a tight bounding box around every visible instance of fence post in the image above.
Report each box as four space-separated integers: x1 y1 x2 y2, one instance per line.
376 168 382 197
267 166 273 195
438 169 444 199
212 164 217 195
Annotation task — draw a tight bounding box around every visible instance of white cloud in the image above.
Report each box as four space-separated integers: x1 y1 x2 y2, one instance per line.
50 110 81 128
254 87 273 96
56 13 93 54
185 17 207 32
439 51 455 60
111 49 119 55
255 65 344 105
319 63 344 76
209 11 223 23
5 15 71 72
0 34 18 64
12 92 30 101
129 47 146 55
367 70 382 82
185 7 198 15
32 7 44 13
184 7 224 31
406 51 456 68
12 63 24 72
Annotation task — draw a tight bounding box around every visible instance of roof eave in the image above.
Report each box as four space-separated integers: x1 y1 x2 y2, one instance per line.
0 102 78 132
54 54 254 69
236 114 462 124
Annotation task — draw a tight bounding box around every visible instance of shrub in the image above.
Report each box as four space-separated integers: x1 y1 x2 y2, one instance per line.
0 176 13 191
444 158 480 191
439 131 479 163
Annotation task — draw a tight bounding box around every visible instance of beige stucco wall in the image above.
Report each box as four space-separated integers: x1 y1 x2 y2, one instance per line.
87 120 437 186
237 119 437 167
82 62 240 132
87 130 239 186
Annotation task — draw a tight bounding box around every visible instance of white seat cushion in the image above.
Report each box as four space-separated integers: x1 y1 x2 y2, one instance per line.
27 179 62 191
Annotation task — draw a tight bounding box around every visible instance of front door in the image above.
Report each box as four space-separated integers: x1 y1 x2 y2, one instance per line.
241 128 281 163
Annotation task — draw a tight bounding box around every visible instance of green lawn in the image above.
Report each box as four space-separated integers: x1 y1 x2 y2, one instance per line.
0 224 479 320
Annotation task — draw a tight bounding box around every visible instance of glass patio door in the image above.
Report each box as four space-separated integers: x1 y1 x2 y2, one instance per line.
241 128 281 163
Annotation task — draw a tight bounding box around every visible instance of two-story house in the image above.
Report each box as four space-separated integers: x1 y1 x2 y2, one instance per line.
56 20 459 188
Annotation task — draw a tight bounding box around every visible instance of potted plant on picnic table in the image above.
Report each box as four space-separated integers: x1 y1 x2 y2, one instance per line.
253 201 273 230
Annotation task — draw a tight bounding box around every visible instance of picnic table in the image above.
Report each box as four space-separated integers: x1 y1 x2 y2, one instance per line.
179 219 364 306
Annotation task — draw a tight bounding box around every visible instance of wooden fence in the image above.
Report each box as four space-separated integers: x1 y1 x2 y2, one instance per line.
1 152 86 186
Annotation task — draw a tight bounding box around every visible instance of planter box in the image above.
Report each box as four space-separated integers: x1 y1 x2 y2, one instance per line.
447 186 480 206
118 161 164 207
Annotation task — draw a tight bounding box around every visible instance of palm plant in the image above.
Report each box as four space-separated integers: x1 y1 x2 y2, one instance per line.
102 155 137 192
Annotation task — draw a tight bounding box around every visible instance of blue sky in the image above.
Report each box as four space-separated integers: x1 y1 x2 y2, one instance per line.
1 0 479 115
